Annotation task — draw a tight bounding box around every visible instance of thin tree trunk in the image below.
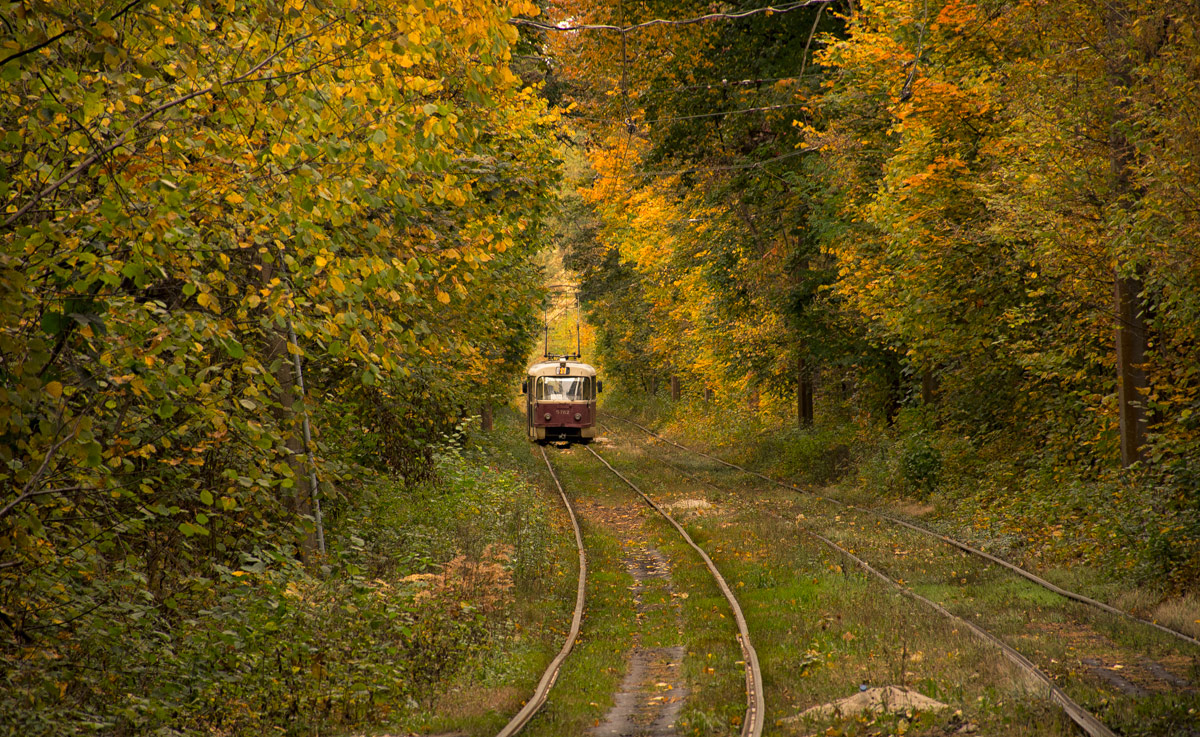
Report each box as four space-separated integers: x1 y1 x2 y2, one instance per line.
262 257 315 561
921 370 938 406
797 356 814 427
481 404 494 431
1106 1 1148 467
670 375 681 401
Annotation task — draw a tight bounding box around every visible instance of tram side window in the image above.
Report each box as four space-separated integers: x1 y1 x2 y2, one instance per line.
536 376 593 401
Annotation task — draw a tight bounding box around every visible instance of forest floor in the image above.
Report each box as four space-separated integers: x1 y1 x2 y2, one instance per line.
588 415 1200 736
392 403 1200 737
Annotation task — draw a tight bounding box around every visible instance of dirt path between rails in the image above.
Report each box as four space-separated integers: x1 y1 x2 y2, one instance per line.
576 500 689 737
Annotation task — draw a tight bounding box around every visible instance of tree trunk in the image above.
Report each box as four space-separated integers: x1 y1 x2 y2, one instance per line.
480 404 493 431
1106 2 1148 468
704 387 714 402
670 375 681 401
887 370 902 426
797 356 814 427
1114 274 1147 466
262 258 315 561
921 370 938 406
747 385 760 413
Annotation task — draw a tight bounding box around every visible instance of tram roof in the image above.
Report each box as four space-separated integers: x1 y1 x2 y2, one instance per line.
527 359 597 378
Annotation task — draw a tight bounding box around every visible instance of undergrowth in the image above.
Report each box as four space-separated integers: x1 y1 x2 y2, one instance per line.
602 388 1200 598
2 426 561 737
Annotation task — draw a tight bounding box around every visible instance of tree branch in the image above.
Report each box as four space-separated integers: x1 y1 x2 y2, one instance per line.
2 17 343 232
0 1 144 69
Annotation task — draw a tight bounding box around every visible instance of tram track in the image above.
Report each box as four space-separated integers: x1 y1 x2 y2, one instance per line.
604 436 1116 735
597 414 1199 737
501 443 763 736
602 412 1200 650
583 444 765 737
496 446 588 737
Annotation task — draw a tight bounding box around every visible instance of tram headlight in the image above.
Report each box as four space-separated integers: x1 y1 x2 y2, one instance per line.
544 412 551 421
574 413 582 421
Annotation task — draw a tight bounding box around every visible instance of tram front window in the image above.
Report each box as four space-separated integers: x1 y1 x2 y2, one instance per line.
537 377 593 401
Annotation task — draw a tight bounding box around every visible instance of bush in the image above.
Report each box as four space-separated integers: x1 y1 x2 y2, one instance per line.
900 431 942 498
0 435 561 737
754 425 855 486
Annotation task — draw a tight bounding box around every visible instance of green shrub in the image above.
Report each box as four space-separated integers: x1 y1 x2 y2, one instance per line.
0 434 561 737
900 431 942 498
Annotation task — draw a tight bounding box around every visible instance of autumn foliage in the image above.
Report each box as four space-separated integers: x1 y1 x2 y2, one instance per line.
1 0 558 732
555 0 1200 587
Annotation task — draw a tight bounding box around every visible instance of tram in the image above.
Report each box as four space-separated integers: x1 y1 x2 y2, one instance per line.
523 356 601 444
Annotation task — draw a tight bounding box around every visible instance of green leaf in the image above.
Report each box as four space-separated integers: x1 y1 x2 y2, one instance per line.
41 312 68 336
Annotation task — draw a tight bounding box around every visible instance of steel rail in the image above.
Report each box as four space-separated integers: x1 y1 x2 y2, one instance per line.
494 447 588 737
804 529 1117 737
583 445 764 737
603 412 1200 650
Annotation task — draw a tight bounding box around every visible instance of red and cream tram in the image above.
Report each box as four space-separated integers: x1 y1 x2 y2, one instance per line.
522 357 601 443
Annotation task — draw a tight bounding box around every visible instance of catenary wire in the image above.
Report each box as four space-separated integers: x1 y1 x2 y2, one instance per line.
570 101 810 125
590 147 814 180
510 0 838 33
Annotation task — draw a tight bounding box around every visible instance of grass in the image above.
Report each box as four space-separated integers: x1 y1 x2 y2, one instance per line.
378 399 1198 736
592 416 1199 735
356 406 582 736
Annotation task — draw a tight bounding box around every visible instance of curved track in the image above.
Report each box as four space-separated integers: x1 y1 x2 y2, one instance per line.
803 529 1118 737
584 444 765 737
604 412 1200 649
495 447 588 737
599 416 1124 737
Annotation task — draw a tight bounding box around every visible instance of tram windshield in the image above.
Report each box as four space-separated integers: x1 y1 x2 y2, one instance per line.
536 376 594 401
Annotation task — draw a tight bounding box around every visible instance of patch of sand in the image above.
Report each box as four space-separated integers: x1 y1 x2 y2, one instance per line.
664 498 713 512
789 685 949 720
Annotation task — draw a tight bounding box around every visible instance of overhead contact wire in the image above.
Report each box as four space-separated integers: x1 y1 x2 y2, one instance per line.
570 101 810 125
592 147 815 181
510 0 837 33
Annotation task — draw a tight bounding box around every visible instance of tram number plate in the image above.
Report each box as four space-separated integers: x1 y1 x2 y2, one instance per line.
556 366 570 375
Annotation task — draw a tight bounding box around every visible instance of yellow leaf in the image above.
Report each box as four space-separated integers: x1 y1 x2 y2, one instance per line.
45 381 63 398
329 275 345 293
436 290 451 304
225 193 245 205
